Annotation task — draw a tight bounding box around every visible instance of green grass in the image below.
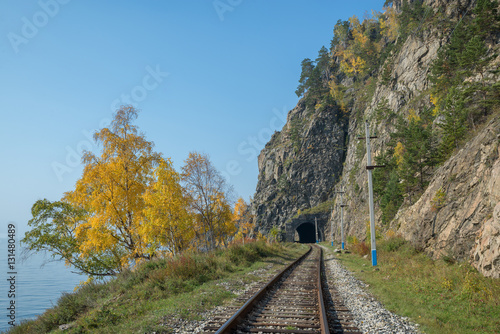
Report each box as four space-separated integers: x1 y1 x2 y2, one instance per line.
5 241 308 334
322 238 500 334
292 199 335 219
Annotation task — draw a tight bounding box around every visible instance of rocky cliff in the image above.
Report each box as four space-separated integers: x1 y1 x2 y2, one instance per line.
252 0 500 277
252 100 347 234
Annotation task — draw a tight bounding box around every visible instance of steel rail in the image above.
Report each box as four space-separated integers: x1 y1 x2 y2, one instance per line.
317 247 330 334
214 246 313 334
214 245 332 334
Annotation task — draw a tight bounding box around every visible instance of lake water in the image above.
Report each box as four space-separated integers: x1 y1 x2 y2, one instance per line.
0 237 85 332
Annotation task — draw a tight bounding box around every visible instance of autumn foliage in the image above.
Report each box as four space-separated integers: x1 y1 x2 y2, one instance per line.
232 197 255 243
23 106 243 279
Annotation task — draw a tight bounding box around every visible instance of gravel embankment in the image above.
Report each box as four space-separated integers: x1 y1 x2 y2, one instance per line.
161 265 277 333
321 245 423 334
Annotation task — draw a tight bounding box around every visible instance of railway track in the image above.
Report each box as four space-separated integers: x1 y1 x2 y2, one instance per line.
202 245 361 334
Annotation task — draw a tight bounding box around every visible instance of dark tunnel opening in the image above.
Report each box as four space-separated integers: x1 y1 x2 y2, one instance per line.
296 222 316 243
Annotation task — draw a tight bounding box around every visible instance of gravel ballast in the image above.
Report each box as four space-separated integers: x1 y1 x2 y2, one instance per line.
321 246 422 334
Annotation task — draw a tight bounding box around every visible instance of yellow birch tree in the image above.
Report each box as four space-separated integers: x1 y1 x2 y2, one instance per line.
65 106 162 269
379 6 399 42
233 197 255 243
142 158 194 257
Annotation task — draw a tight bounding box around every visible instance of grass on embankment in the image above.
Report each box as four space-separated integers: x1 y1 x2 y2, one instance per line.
7 241 308 334
322 238 500 334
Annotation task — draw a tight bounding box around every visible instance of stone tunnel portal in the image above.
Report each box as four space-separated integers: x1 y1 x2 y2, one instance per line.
295 222 316 243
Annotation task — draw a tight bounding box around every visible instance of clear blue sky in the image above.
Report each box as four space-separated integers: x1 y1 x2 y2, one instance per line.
0 0 384 235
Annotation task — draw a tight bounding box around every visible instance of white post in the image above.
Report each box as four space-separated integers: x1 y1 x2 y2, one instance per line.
365 120 377 266
340 186 345 250
335 186 345 250
315 217 319 243
330 206 334 247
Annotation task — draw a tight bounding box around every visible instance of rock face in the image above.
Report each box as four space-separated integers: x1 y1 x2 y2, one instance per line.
394 118 500 277
252 100 347 238
473 204 500 277
474 142 500 276
251 0 500 277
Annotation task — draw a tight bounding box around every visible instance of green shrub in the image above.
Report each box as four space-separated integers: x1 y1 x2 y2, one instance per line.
379 236 406 252
346 235 358 245
54 293 88 323
78 305 121 329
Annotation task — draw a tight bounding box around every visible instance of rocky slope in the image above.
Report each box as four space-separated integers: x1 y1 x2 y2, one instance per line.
395 117 500 277
252 0 500 277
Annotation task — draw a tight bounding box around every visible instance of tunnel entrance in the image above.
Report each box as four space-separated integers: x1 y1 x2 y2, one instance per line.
295 222 316 243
